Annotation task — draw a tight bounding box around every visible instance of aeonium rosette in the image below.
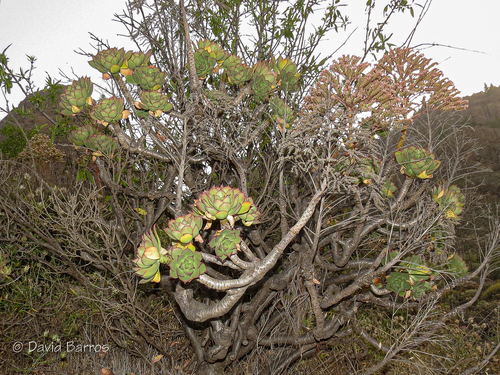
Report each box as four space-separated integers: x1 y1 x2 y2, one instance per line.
164 213 203 245
168 243 206 283
235 197 261 226
193 186 252 227
133 225 170 284
209 229 242 260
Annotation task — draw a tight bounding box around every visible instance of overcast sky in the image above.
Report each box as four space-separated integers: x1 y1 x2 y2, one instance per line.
0 0 499 111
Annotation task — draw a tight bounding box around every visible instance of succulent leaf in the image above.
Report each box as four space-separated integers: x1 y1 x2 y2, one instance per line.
235 197 261 226
252 62 277 101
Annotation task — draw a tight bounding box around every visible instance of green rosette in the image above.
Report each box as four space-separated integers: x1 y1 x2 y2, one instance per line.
59 77 94 115
432 184 465 222
83 134 118 155
381 179 397 198
194 186 251 221
169 247 206 283
90 97 124 126
133 225 170 284
89 48 127 74
137 91 173 116
194 48 217 79
209 229 242 260
128 65 166 91
68 125 99 147
386 272 411 297
272 56 300 93
164 213 203 245
235 197 261 226
270 96 295 129
395 146 441 179
124 50 151 70
223 55 252 85
446 253 468 277
252 62 277 101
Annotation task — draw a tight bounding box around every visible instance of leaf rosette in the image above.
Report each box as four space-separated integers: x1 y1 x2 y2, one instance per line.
432 184 465 222
128 65 166 91
194 186 251 222
252 62 277 101
395 146 441 179
89 48 127 75
270 96 295 130
381 179 397 198
164 213 203 245
169 248 206 283
136 91 173 117
272 56 300 93
59 77 94 115
83 134 118 155
68 125 99 147
386 272 411 297
90 97 125 126
209 229 242 260
124 50 151 70
133 225 170 284
235 197 261 226
194 48 217 79
446 253 468 277
223 55 252 85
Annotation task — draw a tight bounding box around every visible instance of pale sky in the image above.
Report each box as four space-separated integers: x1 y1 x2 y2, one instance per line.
0 0 499 111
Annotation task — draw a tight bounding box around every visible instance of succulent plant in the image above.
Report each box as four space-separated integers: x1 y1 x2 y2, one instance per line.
223 55 252 85
446 253 468 277
395 146 441 179
270 96 295 130
381 179 397 198
59 77 94 116
197 40 229 63
355 158 381 185
68 125 99 147
252 62 277 101
127 65 166 91
194 186 251 222
209 229 242 260
133 225 170 284
90 97 125 126
83 134 118 155
410 281 432 299
135 91 173 117
164 213 203 245
194 48 217 79
235 197 261 226
169 247 206 283
386 272 411 297
432 184 465 221
89 48 127 75
124 50 151 70
272 56 300 93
